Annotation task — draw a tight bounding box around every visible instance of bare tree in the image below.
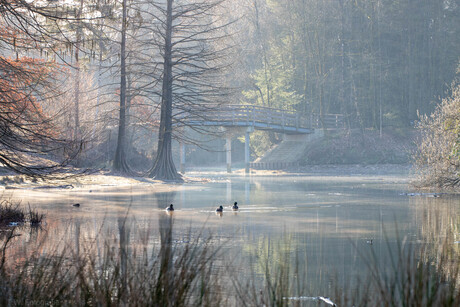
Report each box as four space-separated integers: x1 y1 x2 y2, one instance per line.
112 0 130 172
145 0 232 180
0 0 85 176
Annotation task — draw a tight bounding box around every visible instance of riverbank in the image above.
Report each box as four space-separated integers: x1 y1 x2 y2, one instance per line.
296 163 413 176
0 170 210 191
196 163 413 178
0 164 413 190
299 128 417 165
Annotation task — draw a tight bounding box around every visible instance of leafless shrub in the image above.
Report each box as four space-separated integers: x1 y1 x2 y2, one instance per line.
0 200 25 227
413 83 460 189
27 205 45 227
0 200 46 228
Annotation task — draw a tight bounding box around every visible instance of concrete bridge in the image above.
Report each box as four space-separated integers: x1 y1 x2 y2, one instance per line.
178 104 343 173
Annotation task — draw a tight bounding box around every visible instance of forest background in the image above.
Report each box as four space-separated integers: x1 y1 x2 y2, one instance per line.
0 0 459 182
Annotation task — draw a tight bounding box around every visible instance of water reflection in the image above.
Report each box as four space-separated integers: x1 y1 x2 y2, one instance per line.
2 173 459 300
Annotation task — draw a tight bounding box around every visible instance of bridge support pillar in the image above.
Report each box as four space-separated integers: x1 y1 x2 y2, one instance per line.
244 127 254 173
226 135 232 173
179 142 185 174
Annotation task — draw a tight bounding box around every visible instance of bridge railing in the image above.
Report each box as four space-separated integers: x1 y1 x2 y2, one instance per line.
177 104 344 130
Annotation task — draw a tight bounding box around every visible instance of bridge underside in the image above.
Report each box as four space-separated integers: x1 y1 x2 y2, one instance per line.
185 120 314 134
179 120 315 174
178 105 342 173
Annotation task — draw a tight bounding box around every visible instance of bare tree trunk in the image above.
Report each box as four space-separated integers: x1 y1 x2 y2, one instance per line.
377 0 383 138
149 0 181 181
338 0 349 130
74 0 84 141
113 0 131 173
74 51 80 140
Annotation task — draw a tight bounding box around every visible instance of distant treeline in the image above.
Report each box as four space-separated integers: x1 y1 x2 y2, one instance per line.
1 0 458 175
234 0 459 129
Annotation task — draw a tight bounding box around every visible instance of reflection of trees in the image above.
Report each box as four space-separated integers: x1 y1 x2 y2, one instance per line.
153 191 177 210
412 196 459 245
118 216 130 295
157 214 174 302
234 233 328 302
411 196 460 281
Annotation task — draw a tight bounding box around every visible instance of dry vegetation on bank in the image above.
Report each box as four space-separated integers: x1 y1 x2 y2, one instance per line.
0 200 44 227
414 84 460 189
0 170 210 191
300 128 416 165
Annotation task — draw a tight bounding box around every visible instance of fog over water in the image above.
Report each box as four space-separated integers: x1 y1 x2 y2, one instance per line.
4 169 458 298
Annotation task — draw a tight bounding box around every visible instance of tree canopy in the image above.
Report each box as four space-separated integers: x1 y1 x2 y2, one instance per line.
0 0 458 180
235 0 459 129
0 3 80 176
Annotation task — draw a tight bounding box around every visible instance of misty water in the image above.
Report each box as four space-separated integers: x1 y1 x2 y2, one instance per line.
4 168 459 299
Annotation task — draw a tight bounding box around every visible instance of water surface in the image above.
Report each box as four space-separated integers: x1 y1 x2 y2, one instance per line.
3 169 459 299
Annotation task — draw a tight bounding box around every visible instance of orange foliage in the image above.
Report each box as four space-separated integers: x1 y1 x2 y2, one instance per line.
0 56 60 141
0 26 29 49
0 0 79 173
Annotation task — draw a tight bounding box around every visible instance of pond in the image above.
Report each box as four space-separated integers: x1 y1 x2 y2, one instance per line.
2 167 459 303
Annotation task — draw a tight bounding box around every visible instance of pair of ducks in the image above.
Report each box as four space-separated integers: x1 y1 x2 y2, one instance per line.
165 202 239 212
216 202 238 213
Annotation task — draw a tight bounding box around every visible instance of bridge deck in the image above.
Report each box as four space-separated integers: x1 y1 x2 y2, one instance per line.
181 105 343 134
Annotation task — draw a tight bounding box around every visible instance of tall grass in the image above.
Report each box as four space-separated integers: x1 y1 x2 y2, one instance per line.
28 204 45 226
334 232 460 306
0 215 224 306
0 199 44 227
230 235 323 307
1 212 459 306
0 200 25 226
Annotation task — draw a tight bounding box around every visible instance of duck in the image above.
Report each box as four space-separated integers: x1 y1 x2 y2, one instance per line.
166 204 174 211
216 205 223 213
232 202 239 210
72 203 80 207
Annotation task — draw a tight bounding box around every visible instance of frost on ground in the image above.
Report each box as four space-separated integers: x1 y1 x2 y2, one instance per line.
0 170 207 191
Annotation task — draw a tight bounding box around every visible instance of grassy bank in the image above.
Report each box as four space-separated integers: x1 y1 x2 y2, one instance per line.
301 128 416 165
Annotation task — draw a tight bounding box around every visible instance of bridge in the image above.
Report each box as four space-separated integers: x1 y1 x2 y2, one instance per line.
183 104 343 134
178 104 344 173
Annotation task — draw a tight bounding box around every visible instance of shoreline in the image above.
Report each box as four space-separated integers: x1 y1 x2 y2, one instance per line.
188 163 413 177
0 164 413 191
0 170 206 192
